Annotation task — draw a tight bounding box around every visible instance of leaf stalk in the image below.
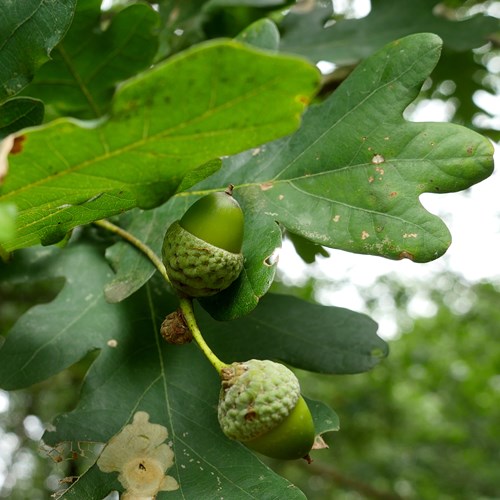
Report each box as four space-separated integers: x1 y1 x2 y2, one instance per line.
94 219 226 373
93 219 170 284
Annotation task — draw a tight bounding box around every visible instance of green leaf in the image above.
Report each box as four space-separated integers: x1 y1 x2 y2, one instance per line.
236 18 280 51
0 239 354 497
34 277 336 499
0 203 17 244
45 341 310 499
286 231 329 264
0 40 319 252
0 0 77 102
100 33 494 321
22 1 160 120
209 33 494 262
103 208 169 304
175 158 222 194
280 0 499 64
55 465 120 500
200 294 386 374
307 397 340 435
0 241 126 389
102 20 281 309
0 97 44 139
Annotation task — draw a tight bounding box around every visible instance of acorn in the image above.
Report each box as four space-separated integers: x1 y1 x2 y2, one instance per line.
162 186 244 297
218 359 315 461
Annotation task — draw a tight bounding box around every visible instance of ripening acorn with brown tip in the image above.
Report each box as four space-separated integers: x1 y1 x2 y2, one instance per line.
218 359 316 461
162 185 244 297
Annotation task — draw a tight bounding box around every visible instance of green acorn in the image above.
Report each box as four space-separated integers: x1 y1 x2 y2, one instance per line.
162 186 244 297
218 359 315 461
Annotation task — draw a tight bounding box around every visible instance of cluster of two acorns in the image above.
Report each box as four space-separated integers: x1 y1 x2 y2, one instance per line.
162 186 315 461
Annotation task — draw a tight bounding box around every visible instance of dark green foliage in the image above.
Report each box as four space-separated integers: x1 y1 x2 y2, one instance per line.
0 0 497 498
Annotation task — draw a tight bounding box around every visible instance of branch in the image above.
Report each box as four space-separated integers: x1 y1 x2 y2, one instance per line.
309 462 404 500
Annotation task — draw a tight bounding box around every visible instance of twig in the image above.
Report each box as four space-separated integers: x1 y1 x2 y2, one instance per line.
93 219 170 284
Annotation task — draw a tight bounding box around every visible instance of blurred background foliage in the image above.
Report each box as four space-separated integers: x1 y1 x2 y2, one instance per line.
270 272 500 499
1 0 499 498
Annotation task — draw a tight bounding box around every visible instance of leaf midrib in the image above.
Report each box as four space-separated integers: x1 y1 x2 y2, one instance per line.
273 41 440 181
2 72 291 203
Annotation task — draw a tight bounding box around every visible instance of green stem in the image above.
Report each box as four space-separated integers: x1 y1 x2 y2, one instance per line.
94 219 226 374
93 219 170 284
179 297 228 375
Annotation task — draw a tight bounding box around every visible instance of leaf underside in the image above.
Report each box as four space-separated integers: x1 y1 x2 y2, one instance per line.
280 0 499 64
0 97 44 140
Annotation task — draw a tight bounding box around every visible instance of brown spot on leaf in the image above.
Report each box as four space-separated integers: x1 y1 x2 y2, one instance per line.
10 135 26 154
398 251 414 261
260 182 273 191
467 146 474 155
59 476 79 485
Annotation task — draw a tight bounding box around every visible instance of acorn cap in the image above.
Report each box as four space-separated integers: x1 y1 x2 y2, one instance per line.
218 359 301 442
162 221 244 297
